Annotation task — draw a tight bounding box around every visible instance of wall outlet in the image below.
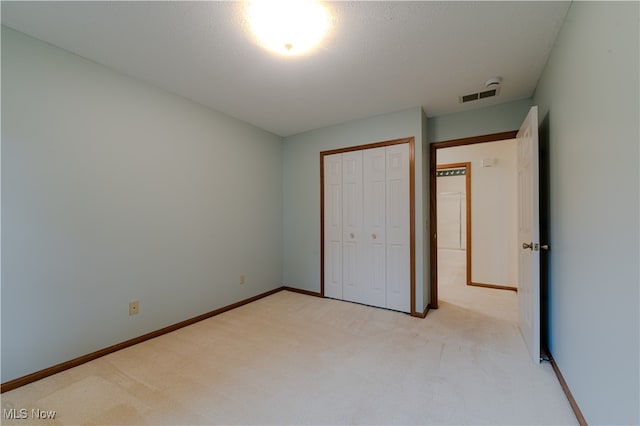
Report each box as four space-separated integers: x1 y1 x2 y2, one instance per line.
129 300 139 316
239 274 246 285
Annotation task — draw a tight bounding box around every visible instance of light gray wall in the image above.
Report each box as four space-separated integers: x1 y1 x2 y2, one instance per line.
533 2 639 424
428 98 532 143
1 27 284 383
282 107 428 313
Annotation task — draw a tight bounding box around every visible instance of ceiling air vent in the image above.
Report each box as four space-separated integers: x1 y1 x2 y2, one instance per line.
461 93 479 103
459 87 500 103
479 88 497 99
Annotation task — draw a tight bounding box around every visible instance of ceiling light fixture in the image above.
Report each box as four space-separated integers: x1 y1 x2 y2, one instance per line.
246 0 331 56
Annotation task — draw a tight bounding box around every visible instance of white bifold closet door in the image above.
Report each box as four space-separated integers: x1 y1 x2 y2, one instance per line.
324 154 343 300
342 151 364 304
385 144 410 312
362 147 387 308
323 143 410 313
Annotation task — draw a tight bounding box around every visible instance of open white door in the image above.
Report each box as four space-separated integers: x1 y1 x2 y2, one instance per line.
517 106 541 363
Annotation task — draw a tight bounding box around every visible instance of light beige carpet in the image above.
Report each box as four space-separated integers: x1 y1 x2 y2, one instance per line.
1 290 576 425
437 248 518 322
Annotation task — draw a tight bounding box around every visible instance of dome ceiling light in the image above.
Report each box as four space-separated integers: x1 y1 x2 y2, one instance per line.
245 0 331 56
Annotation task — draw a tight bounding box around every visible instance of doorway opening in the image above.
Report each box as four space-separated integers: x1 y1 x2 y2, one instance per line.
429 131 517 310
436 162 471 299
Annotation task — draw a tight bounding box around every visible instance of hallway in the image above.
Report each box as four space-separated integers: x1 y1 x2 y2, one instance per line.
438 248 517 323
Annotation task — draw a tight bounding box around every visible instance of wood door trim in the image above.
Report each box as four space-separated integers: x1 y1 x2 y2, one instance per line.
283 286 323 297
412 303 431 318
436 163 468 169
321 138 411 156
429 131 518 308
319 153 326 298
433 131 518 149
409 138 416 316
320 137 417 316
548 351 588 426
469 282 517 292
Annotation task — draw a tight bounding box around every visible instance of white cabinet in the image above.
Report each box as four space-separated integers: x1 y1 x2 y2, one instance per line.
323 143 410 313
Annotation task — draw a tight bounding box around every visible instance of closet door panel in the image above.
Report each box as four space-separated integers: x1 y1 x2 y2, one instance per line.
362 147 387 308
323 142 411 313
386 144 410 313
342 151 363 303
324 153 342 299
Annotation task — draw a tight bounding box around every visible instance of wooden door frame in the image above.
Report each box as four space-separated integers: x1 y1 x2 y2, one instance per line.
429 131 517 309
320 137 417 316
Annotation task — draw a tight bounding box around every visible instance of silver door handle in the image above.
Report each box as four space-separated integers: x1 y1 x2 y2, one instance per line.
522 242 533 250
541 244 549 250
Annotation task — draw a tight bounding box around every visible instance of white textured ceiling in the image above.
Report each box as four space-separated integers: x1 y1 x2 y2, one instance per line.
1 1 570 137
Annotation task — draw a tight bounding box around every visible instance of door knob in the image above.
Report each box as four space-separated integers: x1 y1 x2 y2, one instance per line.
522 242 533 250
541 244 549 250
